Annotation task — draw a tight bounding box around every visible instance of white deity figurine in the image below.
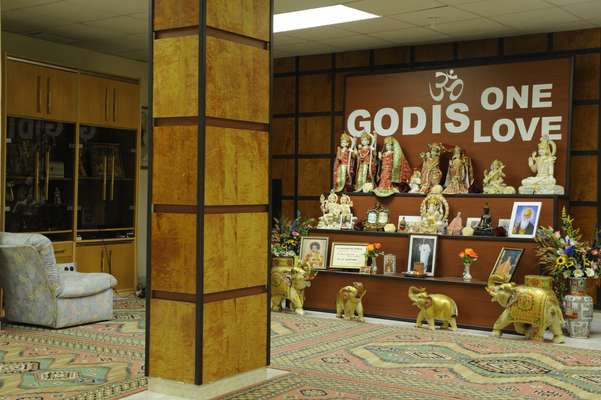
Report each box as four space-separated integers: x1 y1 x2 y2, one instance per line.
483 160 516 194
339 194 356 229
408 169 422 193
317 190 342 229
518 136 564 195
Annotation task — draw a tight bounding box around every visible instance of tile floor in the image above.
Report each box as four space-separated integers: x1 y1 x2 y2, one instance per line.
126 310 601 399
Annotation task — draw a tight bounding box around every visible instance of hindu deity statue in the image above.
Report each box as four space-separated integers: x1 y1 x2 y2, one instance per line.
518 136 564 195
373 137 411 197
417 185 449 234
419 143 446 193
443 145 474 194
333 132 356 193
354 132 377 193
483 160 516 194
339 194 356 229
317 190 341 229
408 169 422 193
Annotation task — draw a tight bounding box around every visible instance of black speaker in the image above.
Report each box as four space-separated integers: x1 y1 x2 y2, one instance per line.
271 179 282 220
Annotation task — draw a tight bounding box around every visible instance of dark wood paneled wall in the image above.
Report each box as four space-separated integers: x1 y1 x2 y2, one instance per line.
148 0 271 385
273 29 601 241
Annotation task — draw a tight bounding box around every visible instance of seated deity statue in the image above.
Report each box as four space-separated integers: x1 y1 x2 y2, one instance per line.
417 185 449 234
317 190 342 229
518 136 564 195
483 160 516 194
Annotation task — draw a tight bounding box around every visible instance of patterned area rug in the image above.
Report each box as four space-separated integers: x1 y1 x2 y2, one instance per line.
224 313 601 400
0 296 147 399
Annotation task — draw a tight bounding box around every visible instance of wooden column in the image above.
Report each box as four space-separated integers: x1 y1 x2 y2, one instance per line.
147 0 271 385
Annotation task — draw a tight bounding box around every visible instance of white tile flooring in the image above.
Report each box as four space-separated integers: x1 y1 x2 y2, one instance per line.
126 310 601 400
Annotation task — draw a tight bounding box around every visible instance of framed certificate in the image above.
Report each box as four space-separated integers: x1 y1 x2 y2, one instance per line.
329 242 368 270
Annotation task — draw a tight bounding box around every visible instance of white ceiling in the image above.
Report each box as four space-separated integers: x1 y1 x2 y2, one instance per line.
1 0 600 62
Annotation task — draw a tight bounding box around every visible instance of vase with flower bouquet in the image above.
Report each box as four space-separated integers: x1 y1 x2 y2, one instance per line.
271 212 315 265
459 248 478 281
365 242 384 274
535 207 600 337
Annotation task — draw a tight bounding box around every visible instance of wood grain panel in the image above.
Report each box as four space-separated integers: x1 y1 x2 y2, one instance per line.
202 294 267 383
151 213 196 294
299 54 332 71
205 127 268 206
149 299 196 383
297 200 322 220
335 116 344 135
152 125 197 205
281 200 295 220
154 0 198 31
204 212 268 294
414 43 454 62
207 0 270 41
570 155 598 202
274 57 295 73
206 36 269 123
457 39 499 59
273 76 295 114
53 241 73 263
374 46 410 66
298 158 330 197
299 116 332 154
272 159 294 196
572 105 599 151
554 28 601 50
153 36 198 118
336 50 370 68
504 33 548 55
335 72 350 112
570 206 597 242
272 118 294 155
299 74 332 113
574 54 600 100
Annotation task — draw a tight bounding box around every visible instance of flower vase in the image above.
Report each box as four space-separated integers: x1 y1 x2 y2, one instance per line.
563 277 594 338
462 262 472 282
370 256 378 275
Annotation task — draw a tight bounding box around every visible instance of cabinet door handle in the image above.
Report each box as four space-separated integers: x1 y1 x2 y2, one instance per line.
54 249 66 254
112 88 117 122
45 150 50 200
110 154 115 201
101 249 104 272
34 151 40 202
104 88 108 121
47 77 51 114
108 250 113 274
102 156 107 201
36 75 41 113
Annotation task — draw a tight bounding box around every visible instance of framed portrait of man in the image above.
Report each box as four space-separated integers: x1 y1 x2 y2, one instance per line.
299 236 329 270
509 202 542 238
407 235 438 276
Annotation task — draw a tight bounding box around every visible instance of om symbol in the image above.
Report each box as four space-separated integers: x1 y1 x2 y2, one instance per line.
428 69 464 102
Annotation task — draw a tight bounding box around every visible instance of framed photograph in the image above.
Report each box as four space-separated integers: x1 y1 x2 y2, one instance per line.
330 242 368 270
466 217 481 229
383 254 396 275
377 209 389 225
339 214 354 230
497 218 511 232
407 235 438 276
365 202 388 231
509 202 542 238
398 215 421 232
489 247 524 282
300 236 329 270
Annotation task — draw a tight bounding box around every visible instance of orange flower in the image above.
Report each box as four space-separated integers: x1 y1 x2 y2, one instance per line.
465 248 478 258
459 251 465 258
367 244 375 252
374 242 382 250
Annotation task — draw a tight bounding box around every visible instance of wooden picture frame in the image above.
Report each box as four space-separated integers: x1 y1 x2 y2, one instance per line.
329 242 368 270
383 253 396 275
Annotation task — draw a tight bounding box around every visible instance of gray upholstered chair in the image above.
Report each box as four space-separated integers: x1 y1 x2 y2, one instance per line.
0 232 117 328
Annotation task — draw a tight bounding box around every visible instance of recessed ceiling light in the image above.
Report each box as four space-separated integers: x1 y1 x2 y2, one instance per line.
273 5 380 33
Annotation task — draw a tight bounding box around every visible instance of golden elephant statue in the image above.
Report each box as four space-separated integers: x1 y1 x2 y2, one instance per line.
336 282 366 322
271 260 317 315
408 287 458 331
486 275 565 343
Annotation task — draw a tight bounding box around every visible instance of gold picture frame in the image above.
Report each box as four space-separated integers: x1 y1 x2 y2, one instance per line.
364 202 388 231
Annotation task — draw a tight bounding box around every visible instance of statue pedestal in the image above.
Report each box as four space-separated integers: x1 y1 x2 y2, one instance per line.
518 184 564 195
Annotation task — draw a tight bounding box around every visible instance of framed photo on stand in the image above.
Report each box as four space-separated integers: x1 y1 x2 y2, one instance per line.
330 242 368 270
509 202 542 238
407 235 438 277
383 254 396 275
489 247 524 282
299 236 329 270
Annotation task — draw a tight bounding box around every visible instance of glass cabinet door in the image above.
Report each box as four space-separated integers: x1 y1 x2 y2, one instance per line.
5 117 75 240
77 125 136 240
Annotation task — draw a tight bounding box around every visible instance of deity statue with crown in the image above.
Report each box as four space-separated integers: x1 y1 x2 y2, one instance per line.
373 137 412 197
419 142 446 193
518 136 564 195
443 145 474 194
417 185 449 234
333 132 356 193
317 190 342 229
354 132 377 193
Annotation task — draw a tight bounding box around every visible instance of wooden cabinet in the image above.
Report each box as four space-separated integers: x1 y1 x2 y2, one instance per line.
79 74 139 129
53 241 74 263
6 59 77 122
112 81 140 129
75 242 135 291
